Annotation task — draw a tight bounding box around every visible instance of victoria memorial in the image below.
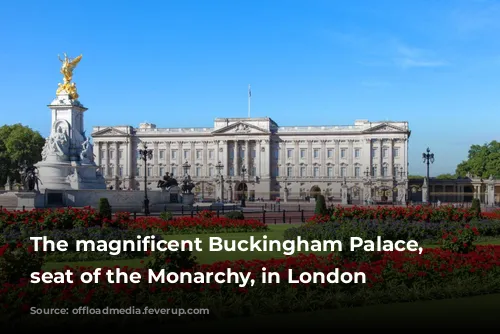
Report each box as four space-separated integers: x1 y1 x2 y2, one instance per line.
91 117 410 203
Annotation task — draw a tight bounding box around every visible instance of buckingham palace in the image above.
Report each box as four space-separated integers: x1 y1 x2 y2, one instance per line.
91 117 410 203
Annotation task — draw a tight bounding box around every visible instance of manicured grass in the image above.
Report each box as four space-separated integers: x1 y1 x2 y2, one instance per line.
43 224 500 270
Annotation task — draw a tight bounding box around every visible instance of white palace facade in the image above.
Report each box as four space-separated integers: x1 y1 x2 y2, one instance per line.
91 117 411 202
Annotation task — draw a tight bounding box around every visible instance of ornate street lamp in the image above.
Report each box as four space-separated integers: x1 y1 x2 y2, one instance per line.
241 165 247 207
182 160 191 176
138 143 153 216
422 147 435 202
399 167 405 179
364 167 370 178
215 161 224 202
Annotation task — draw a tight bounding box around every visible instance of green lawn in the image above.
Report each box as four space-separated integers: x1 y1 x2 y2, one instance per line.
43 224 500 270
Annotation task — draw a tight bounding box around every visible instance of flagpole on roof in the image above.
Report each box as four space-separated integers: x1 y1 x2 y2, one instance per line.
248 84 251 118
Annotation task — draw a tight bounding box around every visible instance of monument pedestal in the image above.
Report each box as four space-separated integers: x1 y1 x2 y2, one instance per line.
422 177 429 204
35 91 106 191
15 192 44 210
182 193 195 206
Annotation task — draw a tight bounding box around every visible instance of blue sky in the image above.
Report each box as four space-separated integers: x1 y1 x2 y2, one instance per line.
1 0 499 176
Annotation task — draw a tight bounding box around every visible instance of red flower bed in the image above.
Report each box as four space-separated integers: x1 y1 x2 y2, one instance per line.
482 210 500 220
2 246 499 321
0 208 267 233
330 205 495 223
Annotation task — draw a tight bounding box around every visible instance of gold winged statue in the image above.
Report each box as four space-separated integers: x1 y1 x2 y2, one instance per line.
56 53 83 100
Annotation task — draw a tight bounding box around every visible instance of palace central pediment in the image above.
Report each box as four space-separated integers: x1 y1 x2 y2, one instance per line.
363 123 408 134
92 127 129 137
212 121 270 135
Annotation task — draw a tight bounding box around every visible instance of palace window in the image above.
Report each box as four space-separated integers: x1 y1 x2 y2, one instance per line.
340 148 346 158
274 166 279 177
135 167 139 177
196 167 201 177
327 167 333 177
372 148 377 158
171 166 177 176
287 149 293 158
209 167 214 176
287 166 293 177
171 150 177 160
229 150 234 159
159 167 165 176
240 149 245 159
208 150 214 159
382 166 388 176
183 150 190 159
393 147 400 157
101 150 106 159
109 151 114 159
251 167 256 176
300 167 306 177
313 149 320 159
354 166 360 177
327 149 333 158
354 148 360 158
118 150 123 160
196 150 202 160
159 150 165 159
229 167 234 176
252 149 256 158
372 166 377 177
382 148 388 158
313 167 319 177
119 166 123 176
340 166 346 177
147 167 152 177
300 149 306 158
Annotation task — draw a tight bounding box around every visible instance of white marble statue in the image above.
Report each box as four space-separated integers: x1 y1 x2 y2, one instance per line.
80 136 94 163
51 126 70 156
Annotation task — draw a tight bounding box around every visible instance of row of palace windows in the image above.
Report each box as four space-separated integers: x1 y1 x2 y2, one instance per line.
101 165 402 179
101 146 402 162
278 147 401 160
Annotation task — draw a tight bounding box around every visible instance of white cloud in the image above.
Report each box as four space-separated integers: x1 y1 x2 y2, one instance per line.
393 43 448 69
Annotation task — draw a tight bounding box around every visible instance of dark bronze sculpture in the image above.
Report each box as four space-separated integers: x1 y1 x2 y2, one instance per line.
181 174 195 194
157 172 178 189
19 161 41 191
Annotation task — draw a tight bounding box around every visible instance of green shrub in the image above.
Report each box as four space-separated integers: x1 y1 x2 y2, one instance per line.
471 198 481 218
315 194 327 215
160 211 173 221
440 224 480 253
225 211 244 220
98 198 112 220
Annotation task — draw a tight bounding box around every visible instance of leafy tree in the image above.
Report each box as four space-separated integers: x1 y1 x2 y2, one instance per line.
315 194 327 215
0 124 45 186
408 175 424 179
456 141 500 179
436 173 457 180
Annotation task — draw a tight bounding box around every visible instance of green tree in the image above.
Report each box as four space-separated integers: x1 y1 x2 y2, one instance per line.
436 173 457 179
408 175 424 179
0 124 45 186
456 140 500 178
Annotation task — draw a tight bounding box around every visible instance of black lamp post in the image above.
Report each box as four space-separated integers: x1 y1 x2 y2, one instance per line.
139 143 153 216
241 165 247 207
422 147 435 202
399 167 405 179
364 167 370 178
215 161 224 202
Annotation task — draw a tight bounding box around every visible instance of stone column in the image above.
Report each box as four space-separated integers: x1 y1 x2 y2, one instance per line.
263 139 270 177
233 140 239 176
95 142 101 168
389 139 394 177
129 138 134 183
294 140 300 177
256 140 261 176
307 140 313 176
334 140 340 177
105 142 110 177
320 140 327 176
223 140 228 176
378 140 383 178
245 140 250 175
177 141 183 178
124 139 129 177
190 142 195 175
280 140 286 177
215 140 220 164
487 178 495 206
153 141 159 176
114 142 119 177
203 141 208 176
348 140 353 177
165 141 171 172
